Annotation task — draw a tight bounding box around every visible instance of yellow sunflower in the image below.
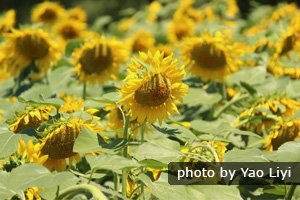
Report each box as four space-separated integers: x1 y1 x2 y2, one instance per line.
167 15 195 43
174 0 202 22
67 6 87 22
17 139 48 165
119 51 188 124
264 117 300 151
268 26 300 78
40 117 103 171
226 0 239 18
73 36 129 84
31 1 66 24
181 140 228 162
9 105 55 133
59 94 84 113
129 30 155 53
236 97 300 134
181 31 240 81
4 28 62 76
0 9 15 34
54 19 87 42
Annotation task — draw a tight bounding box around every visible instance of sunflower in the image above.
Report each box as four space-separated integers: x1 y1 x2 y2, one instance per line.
181 31 240 81
119 51 188 124
4 28 62 76
73 36 128 84
17 139 48 165
174 0 202 22
236 98 300 134
264 118 300 151
146 1 161 23
167 15 195 43
67 6 87 22
129 30 155 53
40 117 103 171
31 1 66 24
268 26 300 78
181 140 228 162
59 94 84 113
54 19 87 42
0 9 15 34
9 105 55 133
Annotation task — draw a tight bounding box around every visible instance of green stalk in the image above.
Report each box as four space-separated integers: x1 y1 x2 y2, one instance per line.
122 115 130 198
83 82 87 100
113 172 120 199
55 184 107 200
284 184 297 200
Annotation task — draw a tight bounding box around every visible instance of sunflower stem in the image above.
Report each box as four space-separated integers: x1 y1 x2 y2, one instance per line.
214 93 249 118
122 115 130 198
284 184 297 200
83 82 87 100
140 122 146 144
113 172 120 199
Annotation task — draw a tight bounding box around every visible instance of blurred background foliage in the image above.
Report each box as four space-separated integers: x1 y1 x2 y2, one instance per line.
1 0 300 26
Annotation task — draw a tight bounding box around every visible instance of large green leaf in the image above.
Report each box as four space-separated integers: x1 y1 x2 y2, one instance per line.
86 154 140 174
183 88 222 108
73 127 103 153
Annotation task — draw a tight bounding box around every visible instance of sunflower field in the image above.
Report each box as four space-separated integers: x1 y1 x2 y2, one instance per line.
0 0 300 199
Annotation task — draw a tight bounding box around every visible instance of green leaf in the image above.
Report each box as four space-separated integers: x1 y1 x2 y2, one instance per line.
73 127 102 153
0 132 32 158
131 142 181 164
188 185 242 200
183 88 222 108
229 66 266 85
266 141 300 162
86 155 140 174
139 159 168 170
48 67 73 91
19 85 53 100
240 81 257 95
87 92 121 104
224 148 270 162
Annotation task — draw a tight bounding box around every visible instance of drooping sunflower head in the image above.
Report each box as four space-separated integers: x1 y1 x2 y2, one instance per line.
129 30 155 53
236 97 300 134
268 26 300 78
54 19 87 42
182 31 239 82
40 118 82 171
4 29 62 76
119 51 188 124
67 6 87 22
167 15 195 42
0 9 15 34
105 104 124 131
31 1 66 24
264 118 300 151
8 105 55 133
73 36 129 84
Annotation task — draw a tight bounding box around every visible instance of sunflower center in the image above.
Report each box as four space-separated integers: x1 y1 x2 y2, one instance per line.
41 124 80 159
280 34 296 56
79 44 113 74
40 8 57 22
60 25 79 40
16 35 49 59
135 73 171 106
191 43 227 70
